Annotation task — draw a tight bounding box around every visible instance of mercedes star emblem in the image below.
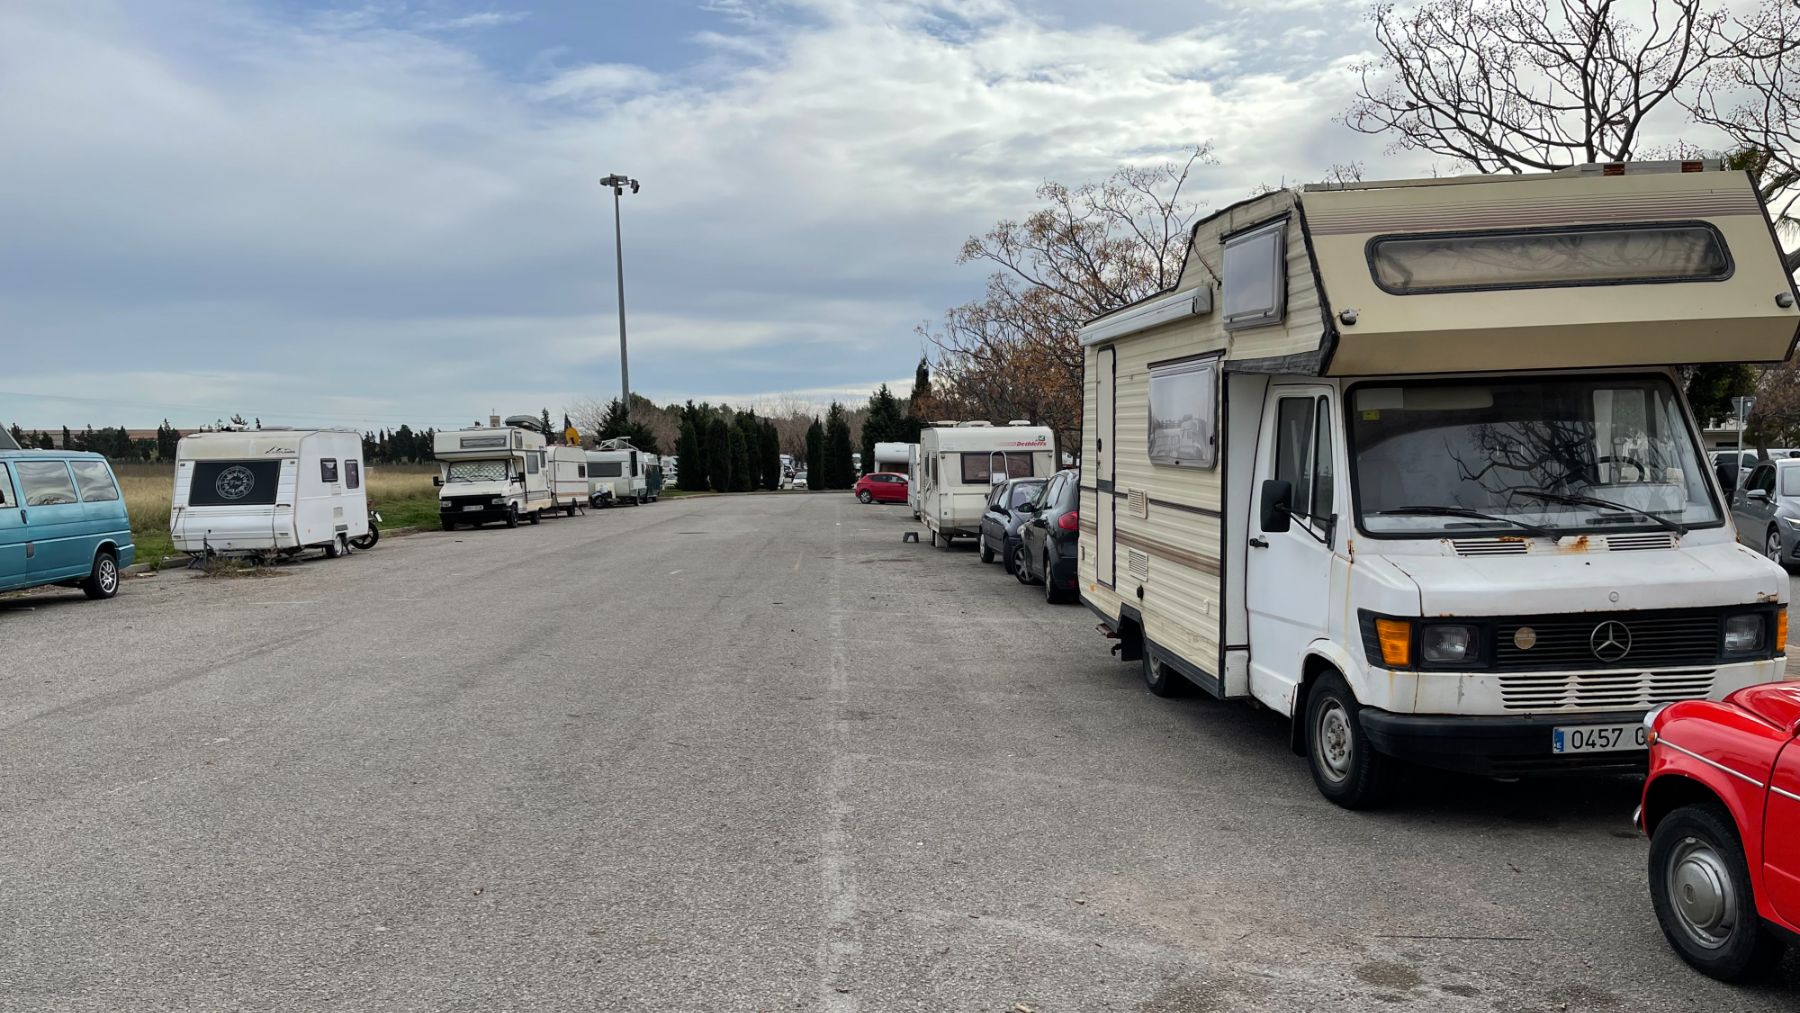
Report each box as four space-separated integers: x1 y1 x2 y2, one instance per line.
1589 620 1632 663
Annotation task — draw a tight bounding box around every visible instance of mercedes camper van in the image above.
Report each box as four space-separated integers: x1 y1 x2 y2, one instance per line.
917 422 1055 547
1076 161 1800 807
170 428 369 559
434 419 552 529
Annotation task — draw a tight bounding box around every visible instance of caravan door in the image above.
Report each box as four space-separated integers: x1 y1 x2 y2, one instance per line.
1095 346 1117 586
1244 385 1337 714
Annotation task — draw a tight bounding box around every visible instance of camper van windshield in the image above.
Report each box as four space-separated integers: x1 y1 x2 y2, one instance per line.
1349 376 1720 537
446 460 510 484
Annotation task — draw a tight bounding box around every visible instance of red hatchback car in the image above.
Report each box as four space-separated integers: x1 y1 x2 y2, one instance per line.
1640 682 1800 980
852 472 908 504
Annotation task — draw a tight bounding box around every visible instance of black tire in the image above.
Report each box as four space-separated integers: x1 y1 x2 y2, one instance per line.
567 503 577 517
858 490 874 504
441 519 457 531
350 526 379 550
1304 673 1390 809
505 504 520 528
81 550 120 600
1142 647 1186 697
529 509 541 525
1649 803 1788 981
324 535 344 559
979 533 995 563
1044 548 1074 604
1013 542 1038 584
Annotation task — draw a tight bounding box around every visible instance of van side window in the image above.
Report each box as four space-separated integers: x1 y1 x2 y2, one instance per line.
1312 396 1335 518
1274 397 1316 516
0 464 11 507
344 460 361 490
321 458 339 483
15 460 79 506
527 454 540 475
578 465 587 479
1148 360 1219 468
69 460 121 502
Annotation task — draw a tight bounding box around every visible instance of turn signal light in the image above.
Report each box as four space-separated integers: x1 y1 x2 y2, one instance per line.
1779 607 1789 655
1375 618 1412 667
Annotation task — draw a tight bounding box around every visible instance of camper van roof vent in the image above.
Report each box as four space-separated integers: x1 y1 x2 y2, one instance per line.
957 421 993 428
1006 420 1033 426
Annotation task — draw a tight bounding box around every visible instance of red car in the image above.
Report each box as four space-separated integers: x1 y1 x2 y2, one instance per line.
1640 681 1800 980
852 472 908 504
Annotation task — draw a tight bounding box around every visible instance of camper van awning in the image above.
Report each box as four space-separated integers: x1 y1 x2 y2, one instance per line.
1079 287 1214 347
1302 169 1800 374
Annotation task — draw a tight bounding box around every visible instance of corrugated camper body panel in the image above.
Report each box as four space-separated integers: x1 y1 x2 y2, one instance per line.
917 424 1056 541
544 446 588 513
170 429 368 554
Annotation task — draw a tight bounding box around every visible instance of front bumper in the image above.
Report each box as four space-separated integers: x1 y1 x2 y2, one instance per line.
1359 707 1649 776
441 505 511 522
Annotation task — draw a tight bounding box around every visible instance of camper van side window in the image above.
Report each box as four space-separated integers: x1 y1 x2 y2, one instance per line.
1273 398 1316 517
1148 360 1219 469
0 465 11 507
344 461 361 490
1222 219 1287 330
321 459 339 483
527 454 539 475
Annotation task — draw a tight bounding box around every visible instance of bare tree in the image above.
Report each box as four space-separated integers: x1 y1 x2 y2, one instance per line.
1690 0 1800 245
1345 0 1727 173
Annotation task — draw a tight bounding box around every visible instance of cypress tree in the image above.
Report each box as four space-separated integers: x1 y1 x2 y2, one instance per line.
805 418 825 487
824 402 853 489
729 424 753 492
761 420 781 490
706 418 732 492
676 420 704 491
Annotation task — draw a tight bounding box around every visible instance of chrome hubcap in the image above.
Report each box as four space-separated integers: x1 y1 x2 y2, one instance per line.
99 559 117 592
1769 532 1782 561
1667 837 1736 949
1315 700 1353 783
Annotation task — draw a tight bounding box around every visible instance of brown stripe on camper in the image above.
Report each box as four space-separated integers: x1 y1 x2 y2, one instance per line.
1115 529 1221 577
1306 189 1761 236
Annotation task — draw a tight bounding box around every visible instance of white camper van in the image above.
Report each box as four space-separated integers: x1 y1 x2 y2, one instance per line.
544 446 588 517
433 420 552 529
586 439 655 506
917 422 1056 546
170 428 371 558
1076 161 1799 807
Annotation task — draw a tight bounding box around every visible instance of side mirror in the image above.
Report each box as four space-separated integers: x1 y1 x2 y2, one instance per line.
516 473 527 484
1259 479 1293 533
1749 488 1771 502
432 476 443 487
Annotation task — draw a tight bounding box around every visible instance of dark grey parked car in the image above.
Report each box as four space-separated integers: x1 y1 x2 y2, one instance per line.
1731 457 1800 569
978 477 1047 574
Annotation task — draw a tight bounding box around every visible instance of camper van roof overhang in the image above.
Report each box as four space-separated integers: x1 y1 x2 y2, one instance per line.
1079 287 1213 346
1301 168 1800 375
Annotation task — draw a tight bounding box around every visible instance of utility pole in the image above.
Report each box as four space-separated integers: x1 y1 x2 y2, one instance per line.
600 173 640 422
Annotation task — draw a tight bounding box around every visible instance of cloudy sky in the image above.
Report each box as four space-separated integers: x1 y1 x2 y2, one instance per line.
4 0 1422 431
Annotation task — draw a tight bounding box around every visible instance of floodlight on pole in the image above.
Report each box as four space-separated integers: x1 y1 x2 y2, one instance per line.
601 173 640 422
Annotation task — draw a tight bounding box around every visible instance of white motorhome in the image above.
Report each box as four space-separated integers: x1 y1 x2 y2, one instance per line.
1076 161 1799 807
917 421 1056 546
544 446 588 517
586 439 655 506
433 419 552 529
170 428 370 558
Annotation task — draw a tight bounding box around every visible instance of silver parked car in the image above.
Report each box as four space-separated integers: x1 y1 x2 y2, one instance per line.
1730 456 1800 568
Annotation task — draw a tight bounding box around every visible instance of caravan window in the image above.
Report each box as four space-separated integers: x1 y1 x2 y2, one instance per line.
578 464 587 479
70 460 120 502
960 453 1034 484
1222 219 1287 330
593 461 623 478
1368 222 1731 294
345 461 361 490
1148 359 1219 469
320 459 339 483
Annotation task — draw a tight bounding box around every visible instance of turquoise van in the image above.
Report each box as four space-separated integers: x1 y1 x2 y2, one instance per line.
0 450 135 600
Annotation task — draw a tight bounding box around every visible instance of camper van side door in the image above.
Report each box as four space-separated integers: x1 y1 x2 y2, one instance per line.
0 464 24 588
1245 387 1338 714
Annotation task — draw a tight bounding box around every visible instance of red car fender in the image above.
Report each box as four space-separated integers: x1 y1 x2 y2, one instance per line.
1643 699 1786 921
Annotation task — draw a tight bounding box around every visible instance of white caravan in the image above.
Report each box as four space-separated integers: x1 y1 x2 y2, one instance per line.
873 441 914 475
545 446 588 516
170 428 370 558
917 422 1055 546
586 439 654 506
1076 161 1798 808
433 420 552 529
907 444 922 518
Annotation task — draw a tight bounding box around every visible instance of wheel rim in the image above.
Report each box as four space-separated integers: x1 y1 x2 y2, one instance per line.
1666 836 1738 950
1314 699 1354 783
1768 531 1782 561
99 557 117 593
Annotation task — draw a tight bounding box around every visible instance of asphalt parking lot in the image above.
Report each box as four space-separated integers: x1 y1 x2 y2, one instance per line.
1 493 1795 1011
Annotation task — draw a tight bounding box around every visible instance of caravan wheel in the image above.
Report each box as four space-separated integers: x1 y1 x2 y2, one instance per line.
324 535 345 559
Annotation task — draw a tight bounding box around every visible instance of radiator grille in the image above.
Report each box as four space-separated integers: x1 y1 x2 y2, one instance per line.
1126 548 1150 582
1498 669 1715 711
1494 613 1722 671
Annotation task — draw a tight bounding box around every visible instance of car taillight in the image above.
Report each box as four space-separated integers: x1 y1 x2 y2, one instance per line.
1058 511 1078 531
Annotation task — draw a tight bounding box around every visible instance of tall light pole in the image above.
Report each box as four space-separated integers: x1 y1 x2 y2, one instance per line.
601 173 640 422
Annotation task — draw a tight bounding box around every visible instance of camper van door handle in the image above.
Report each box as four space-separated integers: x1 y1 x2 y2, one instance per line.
1247 537 1269 549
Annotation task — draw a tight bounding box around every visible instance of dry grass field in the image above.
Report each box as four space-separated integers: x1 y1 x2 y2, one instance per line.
112 462 439 566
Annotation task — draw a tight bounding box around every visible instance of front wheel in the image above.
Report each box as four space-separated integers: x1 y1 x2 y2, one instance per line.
1766 528 1786 566
442 519 458 531
1649 804 1787 981
857 491 873 504
1305 673 1389 810
505 504 520 528
81 550 120 600
979 533 995 563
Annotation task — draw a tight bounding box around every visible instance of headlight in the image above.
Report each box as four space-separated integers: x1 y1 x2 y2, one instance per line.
1420 624 1475 663
1784 516 1800 530
491 497 506 505
439 500 452 508
1724 613 1764 653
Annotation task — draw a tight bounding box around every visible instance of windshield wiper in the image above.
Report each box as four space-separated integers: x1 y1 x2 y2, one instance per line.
1367 506 1557 539
1514 489 1686 537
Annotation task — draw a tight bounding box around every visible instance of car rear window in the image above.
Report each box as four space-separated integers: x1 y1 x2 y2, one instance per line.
70 460 120 502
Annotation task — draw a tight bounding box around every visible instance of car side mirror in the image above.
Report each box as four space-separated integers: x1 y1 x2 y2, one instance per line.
432 476 443 487
1749 488 1771 502
1259 479 1293 533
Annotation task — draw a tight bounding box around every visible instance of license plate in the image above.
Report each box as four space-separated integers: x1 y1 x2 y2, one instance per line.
1552 722 1648 754
463 505 484 512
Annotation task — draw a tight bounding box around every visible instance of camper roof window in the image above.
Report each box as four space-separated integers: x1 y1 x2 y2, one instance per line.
1369 222 1730 295
1222 219 1287 330
446 460 508 483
